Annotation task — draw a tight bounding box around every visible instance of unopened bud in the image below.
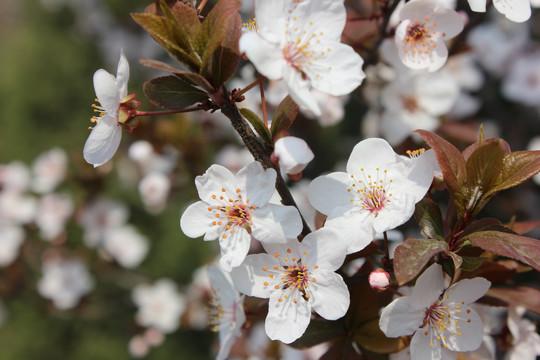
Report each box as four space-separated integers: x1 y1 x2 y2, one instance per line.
369 268 390 291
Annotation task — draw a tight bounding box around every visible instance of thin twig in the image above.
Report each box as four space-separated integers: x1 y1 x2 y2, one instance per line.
362 0 401 68
258 74 268 127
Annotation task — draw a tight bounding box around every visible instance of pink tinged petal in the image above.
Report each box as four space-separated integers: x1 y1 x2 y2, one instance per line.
324 209 375 254
411 263 446 310
444 277 491 304
240 32 286 80
308 171 351 215
493 0 531 23
308 270 349 320
93 69 120 115
195 164 236 204
283 66 321 116
230 253 277 298
83 114 122 167
300 228 347 271
251 204 302 243
443 305 484 352
309 42 366 96
410 327 445 360
468 0 486 12
431 8 464 39
346 138 397 175
379 297 425 337
236 162 275 208
265 290 311 344
218 228 251 271
116 49 130 98
180 201 217 239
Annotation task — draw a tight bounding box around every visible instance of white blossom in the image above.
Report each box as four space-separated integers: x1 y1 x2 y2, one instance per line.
207 265 245 360
240 0 365 115
31 148 68 194
37 258 94 310
308 138 434 253
83 49 129 167
273 136 314 176
231 228 349 344
394 0 463 72
180 162 302 271
379 263 491 360
505 306 540 360
132 279 186 334
468 0 532 23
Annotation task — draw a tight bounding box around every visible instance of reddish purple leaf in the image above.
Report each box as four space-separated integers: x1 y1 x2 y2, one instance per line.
393 238 449 285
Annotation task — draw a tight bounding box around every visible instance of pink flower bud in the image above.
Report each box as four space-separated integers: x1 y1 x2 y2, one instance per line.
369 268 390 291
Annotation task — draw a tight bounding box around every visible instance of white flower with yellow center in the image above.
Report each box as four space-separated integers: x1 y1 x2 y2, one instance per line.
240 0 365 116
180 162 302 271
308 138 434 253
207 265 245 360
231 228 349 344
379 263 491 360
83 49 134 167
395 0 463 72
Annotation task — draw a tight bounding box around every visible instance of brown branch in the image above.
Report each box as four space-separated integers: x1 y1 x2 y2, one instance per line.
220 88 312 238
362 0 401 68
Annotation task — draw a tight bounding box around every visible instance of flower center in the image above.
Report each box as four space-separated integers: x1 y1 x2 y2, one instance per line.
348 169 393 215
207 187 256 239
89 98 106 130
406 148 426 158
261 249 319 303
403 18 442 55
242 18 258 32
401 96 419 112
283 42 313 73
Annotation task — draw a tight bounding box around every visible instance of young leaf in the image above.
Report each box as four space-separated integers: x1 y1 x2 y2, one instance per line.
463 141 505 215
463 230 540 271
484 150 540 198
132 13 201 71
460 256 490 272
239 108 272 145
139 59 214 91
270 96 299 138
144 76 209 110
415 130 467 216
505 220 540 235
196 0 242 87
462 137 511 160
414 198 444 240
393 238 449 285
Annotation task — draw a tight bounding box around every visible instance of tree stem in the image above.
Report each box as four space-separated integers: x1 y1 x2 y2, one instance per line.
220 89 312 238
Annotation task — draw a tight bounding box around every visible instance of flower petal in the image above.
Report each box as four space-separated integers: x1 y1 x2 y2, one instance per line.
411 263 446 310
468 0 486 12
195 164 237 204
308 270 349 320
230 253 277 298
309 42 365 96
93 69 120 115
291 0 346 42
265 290 311 344
371 193 416 233
444 304 484 352
325 209 375 254
218 228 251 271
379 296 425 337
83 115 122 167
444 277 491 305
493 0 531 23
236 162 275 208
300 228 347 271
180 201 216 239
308 171 351 215
116 49 130 98
347 138 396 175
431 8 464 38
252 204 302 243
240 32 286 80
410 327 444 360
283 65 321 116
